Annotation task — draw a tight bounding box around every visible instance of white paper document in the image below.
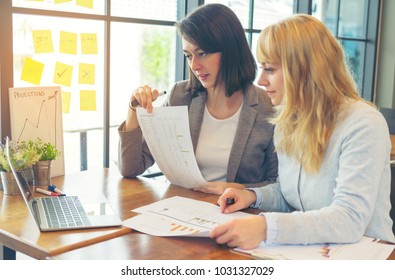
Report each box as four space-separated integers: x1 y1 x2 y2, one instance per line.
122 196 253 237
234 236 395 260
136 106 208 188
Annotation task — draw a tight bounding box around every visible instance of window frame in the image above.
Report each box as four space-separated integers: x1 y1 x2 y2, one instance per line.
298 0 382 101
0 0 382 172
0 0 200 169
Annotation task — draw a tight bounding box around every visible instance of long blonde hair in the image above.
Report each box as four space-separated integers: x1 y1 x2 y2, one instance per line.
257 14 365 173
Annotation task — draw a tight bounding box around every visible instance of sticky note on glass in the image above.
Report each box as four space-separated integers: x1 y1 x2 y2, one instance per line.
62 91 71 113
53 62 73 86
59 31 77 54
80 90 96 111
32 30 54 53
20 57 44 85
78 63 95 84
76 0 93 9
81 33 98 54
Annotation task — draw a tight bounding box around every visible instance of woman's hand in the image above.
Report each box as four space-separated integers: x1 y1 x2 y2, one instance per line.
193 182 245 195
130 85 160 113
210 215 267 250
125 85 159 130
217 188 257 214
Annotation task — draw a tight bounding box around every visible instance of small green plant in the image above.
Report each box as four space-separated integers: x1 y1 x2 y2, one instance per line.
0 139 41 172
27 138 61 161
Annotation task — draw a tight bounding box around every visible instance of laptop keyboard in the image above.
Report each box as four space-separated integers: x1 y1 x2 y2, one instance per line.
41 196 91 228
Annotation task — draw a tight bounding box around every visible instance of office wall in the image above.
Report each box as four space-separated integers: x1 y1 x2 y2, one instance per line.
376 0 395 108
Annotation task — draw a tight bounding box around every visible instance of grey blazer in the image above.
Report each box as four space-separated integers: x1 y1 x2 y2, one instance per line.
118 80 278 188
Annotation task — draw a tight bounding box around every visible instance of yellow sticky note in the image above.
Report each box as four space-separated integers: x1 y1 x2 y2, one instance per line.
81 33 98 54
32 30 54 53
53 62 73 87
78 63 95 84
54 0 72 3
59 31 77 54
20 57 44 85
62 91 71 113
76 0 93 9
80 90 96 111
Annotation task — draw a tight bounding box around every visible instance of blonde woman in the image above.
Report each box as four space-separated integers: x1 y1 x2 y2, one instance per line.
210 14 394 249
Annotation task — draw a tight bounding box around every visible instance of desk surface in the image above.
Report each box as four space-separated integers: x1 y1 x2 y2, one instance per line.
0 169 252 260
52 170 253 260
0 169 135 259
1 168 394 260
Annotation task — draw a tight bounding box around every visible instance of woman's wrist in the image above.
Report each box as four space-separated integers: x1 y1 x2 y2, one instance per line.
244 189 259 208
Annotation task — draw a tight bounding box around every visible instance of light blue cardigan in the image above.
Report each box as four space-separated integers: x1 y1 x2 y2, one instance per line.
252 100 395 244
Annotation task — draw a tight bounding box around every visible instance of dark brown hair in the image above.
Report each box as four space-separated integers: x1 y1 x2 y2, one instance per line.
175 3 256 97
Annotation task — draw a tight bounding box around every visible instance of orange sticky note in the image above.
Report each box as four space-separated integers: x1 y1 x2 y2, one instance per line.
53 62 73 87
32 30 54 53
78 63 95 84
20 57 44 85
59 31 77 54
61 91 71 113
76 0 93 9
81 33 98 54
80 90 96 111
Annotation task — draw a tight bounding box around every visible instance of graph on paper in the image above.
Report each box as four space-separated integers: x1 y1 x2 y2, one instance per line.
169 223 201 234
122 196 254 237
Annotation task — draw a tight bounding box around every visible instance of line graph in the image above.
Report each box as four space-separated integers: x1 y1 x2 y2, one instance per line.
16 91 59 144
9 86 65 176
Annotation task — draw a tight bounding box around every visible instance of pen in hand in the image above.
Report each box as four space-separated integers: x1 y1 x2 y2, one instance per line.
226 197 235 205
130 91 167 107
220 197 235 214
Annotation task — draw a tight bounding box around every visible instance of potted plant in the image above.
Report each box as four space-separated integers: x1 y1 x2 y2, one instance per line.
27 138 61 186
0 139 41 195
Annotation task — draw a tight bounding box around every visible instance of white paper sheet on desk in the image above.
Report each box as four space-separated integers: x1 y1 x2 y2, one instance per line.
136 106 208 188
234 236 395 260
122 196 253 237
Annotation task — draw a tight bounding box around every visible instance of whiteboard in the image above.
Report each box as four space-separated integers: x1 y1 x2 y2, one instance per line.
9 86 65 177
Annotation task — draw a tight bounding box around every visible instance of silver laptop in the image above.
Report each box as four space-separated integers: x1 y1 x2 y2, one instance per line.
6 137 122 232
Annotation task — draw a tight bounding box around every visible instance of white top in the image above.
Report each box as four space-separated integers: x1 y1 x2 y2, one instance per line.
195 104 242 182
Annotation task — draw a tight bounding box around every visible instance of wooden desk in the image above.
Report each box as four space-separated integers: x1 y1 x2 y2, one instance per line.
390 135 395 160
1 168 394 260
0 169 133 259
50 171 395 260
50 180 255 260
1 168 252 260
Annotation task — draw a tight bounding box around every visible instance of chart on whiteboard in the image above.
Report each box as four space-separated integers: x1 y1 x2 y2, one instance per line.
8 86 65 176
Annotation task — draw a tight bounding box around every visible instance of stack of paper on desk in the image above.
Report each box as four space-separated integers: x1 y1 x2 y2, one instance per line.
123 196 395 260
234 236 395 260
136 106 208 188
122 196 253 237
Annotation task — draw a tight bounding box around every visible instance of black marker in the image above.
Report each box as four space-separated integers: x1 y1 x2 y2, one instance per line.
226 197 235 205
